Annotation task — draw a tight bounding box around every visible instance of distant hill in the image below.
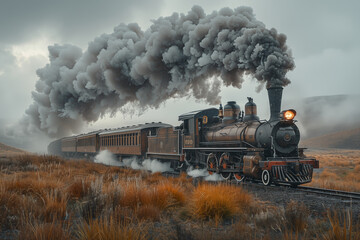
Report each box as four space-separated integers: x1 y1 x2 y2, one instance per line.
0 142 27 156
288 94 360 139
300 127 360 150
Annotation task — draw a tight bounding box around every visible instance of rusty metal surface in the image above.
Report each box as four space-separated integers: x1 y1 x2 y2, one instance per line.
243 155 261 178
148 127 180 154
203 121 260 146
242 122 260 145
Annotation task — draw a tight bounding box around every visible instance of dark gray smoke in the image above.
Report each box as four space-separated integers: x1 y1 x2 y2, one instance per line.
23 6 294 137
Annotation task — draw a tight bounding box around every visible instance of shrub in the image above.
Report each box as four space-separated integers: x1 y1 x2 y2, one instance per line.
189 184 252 220
136 205 161 222
0 190 23 230
17 221 71 240
322 210 359 240
284 200 309 233
154 182 185 209
120 183 151 210
67 179 91 199
76 217 146 240
43 190 68 222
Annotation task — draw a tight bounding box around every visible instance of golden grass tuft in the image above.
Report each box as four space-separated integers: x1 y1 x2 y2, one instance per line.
43 190 68 222
67 179 91 199
284 200 309 233
0 184 44 229
154 182 185 209
76 217 146 240
144 172 167 184
322 210 359 240
188 184 252 220
17 221 71 240
119 183 151 210
4 177 63 198
136 205 161 222
0 189 24 230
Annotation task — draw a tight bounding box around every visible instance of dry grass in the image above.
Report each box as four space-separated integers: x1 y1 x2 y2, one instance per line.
67 179 91 199
189 183 253 221
0 142 27 157
136 205 161 222
43 190 68 222
17 221 71 240
284 200 309 233
322 210 360 240
306 149 360 192
154 182 186 209
76 217 146 240
1 153 359 239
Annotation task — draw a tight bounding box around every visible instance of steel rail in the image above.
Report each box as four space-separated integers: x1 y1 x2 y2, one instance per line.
296 186 360 201
238 181 360 201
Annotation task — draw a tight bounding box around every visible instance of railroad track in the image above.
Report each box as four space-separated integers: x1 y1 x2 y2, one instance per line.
296 186 360 201
236 180 360 201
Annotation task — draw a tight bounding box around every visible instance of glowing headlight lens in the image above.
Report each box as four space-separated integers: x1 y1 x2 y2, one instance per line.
283 109 296 120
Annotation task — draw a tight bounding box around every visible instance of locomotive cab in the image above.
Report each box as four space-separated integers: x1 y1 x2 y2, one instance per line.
178 108 219 148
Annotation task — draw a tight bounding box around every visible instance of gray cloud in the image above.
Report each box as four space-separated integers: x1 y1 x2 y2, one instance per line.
0 48 16 69
0 0 163 46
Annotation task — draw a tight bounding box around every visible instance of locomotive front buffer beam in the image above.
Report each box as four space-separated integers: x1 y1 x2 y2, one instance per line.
259 158 319 186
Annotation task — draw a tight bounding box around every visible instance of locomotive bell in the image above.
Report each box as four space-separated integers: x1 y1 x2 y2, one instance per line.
223 101 240 124
243 97 260 122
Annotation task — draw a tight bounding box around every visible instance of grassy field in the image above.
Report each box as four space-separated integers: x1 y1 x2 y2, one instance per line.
305 149 360 192
0 153 359 239
0 143 27 157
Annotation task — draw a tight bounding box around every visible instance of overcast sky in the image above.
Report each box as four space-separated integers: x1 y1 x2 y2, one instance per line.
0 0 359 151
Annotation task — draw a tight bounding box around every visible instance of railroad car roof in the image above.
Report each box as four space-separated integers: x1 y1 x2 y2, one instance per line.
178 108 219 121
99 122 172 135
61 136 77 141
76 130 103 138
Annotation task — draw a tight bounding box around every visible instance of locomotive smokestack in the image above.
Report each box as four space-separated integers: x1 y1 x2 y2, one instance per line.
267 85 283 121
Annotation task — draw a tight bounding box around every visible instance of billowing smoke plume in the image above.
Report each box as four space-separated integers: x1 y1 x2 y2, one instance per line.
23 5 294 137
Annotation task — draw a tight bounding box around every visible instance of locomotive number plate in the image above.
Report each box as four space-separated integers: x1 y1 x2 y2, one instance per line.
202 115 208 124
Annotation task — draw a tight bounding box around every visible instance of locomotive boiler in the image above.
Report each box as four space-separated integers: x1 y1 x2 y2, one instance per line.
48 85 318 186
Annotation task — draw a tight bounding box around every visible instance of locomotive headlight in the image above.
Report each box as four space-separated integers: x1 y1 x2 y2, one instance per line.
281 109 296 121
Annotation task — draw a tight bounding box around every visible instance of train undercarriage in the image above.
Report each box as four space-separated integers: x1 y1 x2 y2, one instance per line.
182 148 318 186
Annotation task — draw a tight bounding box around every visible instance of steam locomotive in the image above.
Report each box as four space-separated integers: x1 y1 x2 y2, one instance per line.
48 85 319 186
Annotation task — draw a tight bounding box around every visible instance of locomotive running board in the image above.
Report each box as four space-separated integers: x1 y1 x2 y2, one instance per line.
146 152 182 160
183 147 264 152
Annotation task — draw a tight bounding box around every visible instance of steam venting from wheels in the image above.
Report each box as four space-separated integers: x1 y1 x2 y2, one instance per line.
22 5 294 137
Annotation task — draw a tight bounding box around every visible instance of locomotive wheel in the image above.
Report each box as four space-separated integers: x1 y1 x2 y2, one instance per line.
261 170 271 186
233 173 246 182
207 153 218 175
219 152 231 180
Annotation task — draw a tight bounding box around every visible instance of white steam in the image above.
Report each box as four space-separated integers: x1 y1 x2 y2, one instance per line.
142 159 172 173
94 151 171 173
94 151 223 181
94 150 122 166
186 166 223 181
